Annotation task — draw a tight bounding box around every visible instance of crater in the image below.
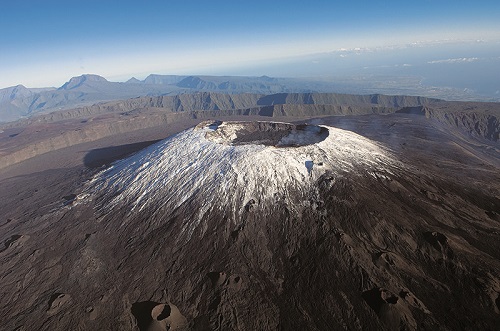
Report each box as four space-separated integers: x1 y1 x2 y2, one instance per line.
132 301 188 331
202 121 329 147
362 288 404 330
152 304 171 321
131 301 159 331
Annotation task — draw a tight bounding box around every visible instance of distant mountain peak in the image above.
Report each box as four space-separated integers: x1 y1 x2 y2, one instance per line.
126 77 142 84
0 84 33 104
10 84 30 95
59 74 108 90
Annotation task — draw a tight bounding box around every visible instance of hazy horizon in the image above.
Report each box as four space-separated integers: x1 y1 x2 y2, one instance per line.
2 1 500 95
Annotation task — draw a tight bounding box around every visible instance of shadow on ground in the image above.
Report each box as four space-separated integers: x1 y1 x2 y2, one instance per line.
84 140 161 169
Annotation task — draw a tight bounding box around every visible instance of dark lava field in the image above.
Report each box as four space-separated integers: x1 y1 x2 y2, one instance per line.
0 93 499 330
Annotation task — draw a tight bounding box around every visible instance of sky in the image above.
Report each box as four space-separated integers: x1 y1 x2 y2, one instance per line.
1 0 499 88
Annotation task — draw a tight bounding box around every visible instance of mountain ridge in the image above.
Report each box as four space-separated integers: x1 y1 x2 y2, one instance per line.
1 91 498 172
0 74 313 122
1 92 440 128
3 72 496 123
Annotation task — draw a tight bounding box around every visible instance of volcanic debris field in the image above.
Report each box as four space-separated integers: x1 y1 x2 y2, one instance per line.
0 93 499 330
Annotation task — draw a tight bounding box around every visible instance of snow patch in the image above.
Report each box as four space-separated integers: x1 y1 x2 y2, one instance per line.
86 121 400 240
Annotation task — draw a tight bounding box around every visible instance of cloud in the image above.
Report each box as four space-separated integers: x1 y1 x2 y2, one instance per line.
427 57 479 64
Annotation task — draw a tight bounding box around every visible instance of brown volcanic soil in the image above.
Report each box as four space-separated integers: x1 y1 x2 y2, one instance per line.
0 110 499 330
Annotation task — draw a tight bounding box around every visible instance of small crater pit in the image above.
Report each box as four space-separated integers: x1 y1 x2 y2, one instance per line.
228 275 243 290
362 287 409 330
203 121 329 147
131 301 159 331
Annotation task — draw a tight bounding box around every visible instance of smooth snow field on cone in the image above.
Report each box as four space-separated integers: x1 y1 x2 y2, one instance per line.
85 121 400 238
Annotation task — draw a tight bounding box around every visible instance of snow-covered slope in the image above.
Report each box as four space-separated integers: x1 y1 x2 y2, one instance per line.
86 121 400 239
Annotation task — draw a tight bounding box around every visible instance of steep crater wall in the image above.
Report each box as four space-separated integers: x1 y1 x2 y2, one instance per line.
202 121 329 147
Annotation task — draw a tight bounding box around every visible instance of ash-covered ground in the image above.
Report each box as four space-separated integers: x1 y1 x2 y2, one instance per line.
1 113 499 330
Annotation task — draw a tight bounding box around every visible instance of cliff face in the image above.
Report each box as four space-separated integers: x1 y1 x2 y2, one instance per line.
428 106 500 142
3 92 437 126
397 103 500 142
257 93 438 108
